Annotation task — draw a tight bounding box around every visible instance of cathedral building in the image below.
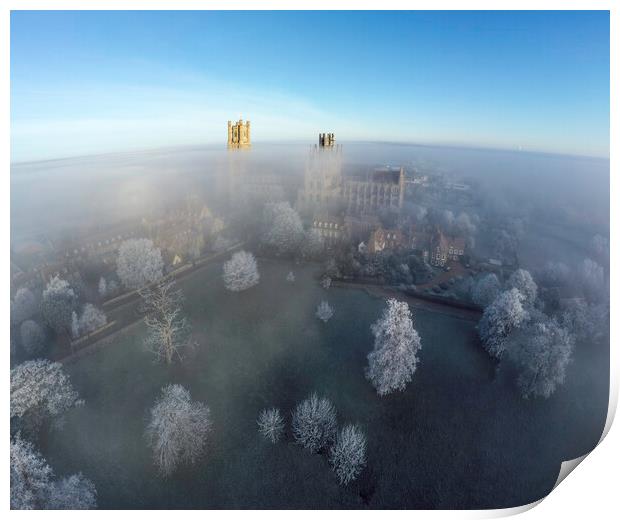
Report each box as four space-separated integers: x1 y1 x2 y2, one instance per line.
227 119 251 148
342 166 405 215
297 144 406 218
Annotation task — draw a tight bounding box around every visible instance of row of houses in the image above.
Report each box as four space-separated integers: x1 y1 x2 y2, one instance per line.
311 212 467 268
11 199 228 292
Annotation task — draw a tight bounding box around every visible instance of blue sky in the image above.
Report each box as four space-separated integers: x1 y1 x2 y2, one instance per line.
11 10 610 162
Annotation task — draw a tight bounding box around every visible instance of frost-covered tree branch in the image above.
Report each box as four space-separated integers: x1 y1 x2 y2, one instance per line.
329 424 367 485
10 434 96 509
478 288 528 359
10 359 82 432
257 408 285 443
116 238 164 290
222 250 260 292
292 393 337 453
145 384 212 476
316 301 334 322
140 279 190 364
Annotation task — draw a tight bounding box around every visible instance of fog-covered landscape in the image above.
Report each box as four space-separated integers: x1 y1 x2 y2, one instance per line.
10 142 610 508
9 9 610 512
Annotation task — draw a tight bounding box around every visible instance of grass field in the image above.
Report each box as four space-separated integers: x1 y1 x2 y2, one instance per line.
39 259 608 509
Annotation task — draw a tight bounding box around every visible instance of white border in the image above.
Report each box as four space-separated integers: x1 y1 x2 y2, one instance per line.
2 1 615 517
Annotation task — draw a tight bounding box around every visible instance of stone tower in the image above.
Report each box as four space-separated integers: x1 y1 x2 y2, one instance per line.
228 118 251 148
319 133 335 147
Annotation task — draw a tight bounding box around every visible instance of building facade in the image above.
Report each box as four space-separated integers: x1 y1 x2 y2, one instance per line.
343 166 405 215
368 227 404 254
429 229 465 267
297 147 406 218
312 213 346 246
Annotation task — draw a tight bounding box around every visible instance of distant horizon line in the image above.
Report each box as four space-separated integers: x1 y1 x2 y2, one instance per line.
10 139 610 167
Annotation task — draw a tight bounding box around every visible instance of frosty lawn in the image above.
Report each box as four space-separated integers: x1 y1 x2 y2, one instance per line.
40 260 608 509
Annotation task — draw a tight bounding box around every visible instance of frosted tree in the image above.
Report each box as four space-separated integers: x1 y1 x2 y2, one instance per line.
116 238 164 290
286 271 296 282
20 320 46 356
366 299 422 396
146 384 212 476
559 298 609 343
48 473 97 510
579 258 605 301
300 228 325 259
321 276 332 289
70 311 80 339
98 277 107 298
316 301 334 323
107 279 119 296
41 275 78 334
507 268 538 305
78 304 107 336
10 435 96 510
292 393 337 453
440 209 455 233
455 212 477 237
507 318 574 399
10 434 53 509
11 287 38 325
471 273 500 307
222 250 260 292
140 279 190 364
10 359 82 431
261 201 304 256
478 288 528 359
257 408 285 443
329 424 367 485
540 261 570 286
590 234 609 257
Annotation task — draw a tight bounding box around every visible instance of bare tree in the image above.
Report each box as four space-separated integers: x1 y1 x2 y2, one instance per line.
222 250 260 292
316 300 334 322
140 279 190 364
292 393 337 453
366 299 422 396
146 384 212 476
329 424 367 485
257 408 285 443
